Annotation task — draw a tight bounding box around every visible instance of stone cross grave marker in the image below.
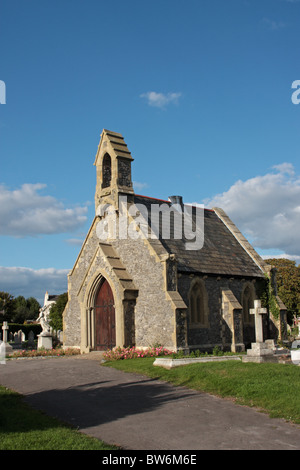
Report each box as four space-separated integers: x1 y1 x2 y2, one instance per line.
2 322 8 343
2 321 13 354
250 299 267 343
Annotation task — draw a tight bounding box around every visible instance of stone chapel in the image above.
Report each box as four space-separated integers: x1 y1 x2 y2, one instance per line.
63 129 287 353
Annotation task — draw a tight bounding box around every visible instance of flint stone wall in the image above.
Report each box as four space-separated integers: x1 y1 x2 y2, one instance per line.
113 237 176 350
178 274 268 351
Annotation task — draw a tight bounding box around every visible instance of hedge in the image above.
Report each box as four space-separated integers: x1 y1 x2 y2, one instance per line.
1 323 42 338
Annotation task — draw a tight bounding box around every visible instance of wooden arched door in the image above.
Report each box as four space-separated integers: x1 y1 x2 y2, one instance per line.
95 279 116 350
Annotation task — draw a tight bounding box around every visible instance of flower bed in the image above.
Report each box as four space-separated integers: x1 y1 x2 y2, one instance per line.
8 347 80 359
103 346 174 361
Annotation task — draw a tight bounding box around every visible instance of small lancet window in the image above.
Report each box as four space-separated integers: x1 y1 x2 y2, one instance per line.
102 153 112 188
242 285 255 323
189 280 207 325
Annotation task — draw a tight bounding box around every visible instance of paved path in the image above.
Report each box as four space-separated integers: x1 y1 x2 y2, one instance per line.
1 355 300 450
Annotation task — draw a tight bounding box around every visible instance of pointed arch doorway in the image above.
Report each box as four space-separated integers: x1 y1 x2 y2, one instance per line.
95 278 116 350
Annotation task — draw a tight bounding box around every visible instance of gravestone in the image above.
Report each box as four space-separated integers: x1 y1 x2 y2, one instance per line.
13 330 23 349
291 340 300 365
56 330 63 343
243 300 277 363
2 322 13 354
28 330 35 348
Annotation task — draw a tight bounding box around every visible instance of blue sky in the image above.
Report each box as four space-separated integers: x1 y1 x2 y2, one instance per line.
1 0 300 303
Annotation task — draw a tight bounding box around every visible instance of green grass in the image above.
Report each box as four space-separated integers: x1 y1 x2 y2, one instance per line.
103 358 300 425
0 386 119 450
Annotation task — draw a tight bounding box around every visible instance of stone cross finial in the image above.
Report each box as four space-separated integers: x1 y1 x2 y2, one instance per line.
250 299 267 343
2 321 8 343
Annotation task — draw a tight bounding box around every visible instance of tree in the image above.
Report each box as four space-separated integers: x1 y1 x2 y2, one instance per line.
265 258 300 324
0 293 41 323
10 296 41 323
0 292 15 321
26 297 41 320
49 293 68 331
11 296 28 323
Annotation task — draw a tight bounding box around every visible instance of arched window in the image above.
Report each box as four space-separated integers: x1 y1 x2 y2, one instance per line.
102 153 112 188
189 279 209 326
242 284 255 324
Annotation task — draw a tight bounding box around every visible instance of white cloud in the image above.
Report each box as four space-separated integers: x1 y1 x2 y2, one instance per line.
133 181 149 191
140 91 181 109
262 18 286 30
0 266 69 303
0 183 88 237
204 163 300 256
272 162 295 176
65 238 85 246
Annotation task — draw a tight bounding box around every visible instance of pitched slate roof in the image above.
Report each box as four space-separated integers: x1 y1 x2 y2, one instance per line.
133 195 267 278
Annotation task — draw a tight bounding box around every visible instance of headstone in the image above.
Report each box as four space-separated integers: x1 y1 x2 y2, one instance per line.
292 340 300 349
14 331 20 344
250 299 267 343
13 330 23 348
2 322 8 343
243 300 277 363
28 330 35 348
2 322 13 354
56 330 63 343
291 340 300 365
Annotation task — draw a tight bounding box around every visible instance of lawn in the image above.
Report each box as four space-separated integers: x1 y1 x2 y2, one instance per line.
103 358 300 425
0 386 119 450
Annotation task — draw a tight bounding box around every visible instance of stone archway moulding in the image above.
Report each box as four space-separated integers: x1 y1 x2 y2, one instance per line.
80 243 138 353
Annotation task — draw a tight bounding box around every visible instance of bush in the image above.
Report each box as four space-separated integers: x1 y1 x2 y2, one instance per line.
8 347 80 359
103 346 174 361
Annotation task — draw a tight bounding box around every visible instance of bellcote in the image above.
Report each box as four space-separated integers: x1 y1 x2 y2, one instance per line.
94 129 134 211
